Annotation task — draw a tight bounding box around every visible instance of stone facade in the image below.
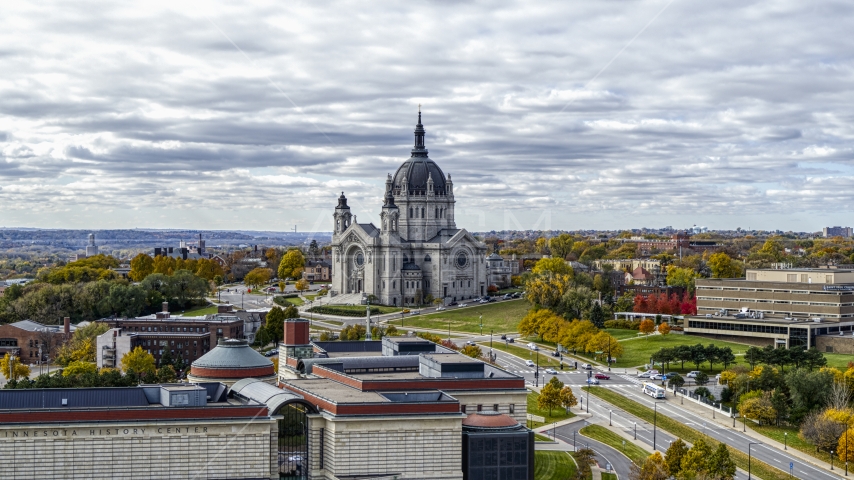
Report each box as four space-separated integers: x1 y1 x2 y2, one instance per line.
0 418 277 480
306 414 463 480
816 334 854 354
330 113 487 306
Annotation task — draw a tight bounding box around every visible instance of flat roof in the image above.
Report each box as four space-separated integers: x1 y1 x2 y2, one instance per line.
422 353 483 364
284 378 390 404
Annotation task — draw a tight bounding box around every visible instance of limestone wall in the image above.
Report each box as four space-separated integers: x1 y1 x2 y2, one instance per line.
307 413 464 480
0 418 276 480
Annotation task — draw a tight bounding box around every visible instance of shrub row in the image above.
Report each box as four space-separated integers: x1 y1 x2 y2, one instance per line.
307 306 378 317
604 319 641 330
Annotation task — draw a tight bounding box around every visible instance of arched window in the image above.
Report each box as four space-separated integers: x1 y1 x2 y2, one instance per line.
424 254 431 262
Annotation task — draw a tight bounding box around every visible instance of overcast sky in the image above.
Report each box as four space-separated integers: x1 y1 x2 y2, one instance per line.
1 1 853 233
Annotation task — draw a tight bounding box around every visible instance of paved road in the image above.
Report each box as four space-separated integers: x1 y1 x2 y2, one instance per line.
552 419 634 479
498 344 832 480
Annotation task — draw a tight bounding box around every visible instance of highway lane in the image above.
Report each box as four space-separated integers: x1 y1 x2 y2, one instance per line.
552 419 633 479
497 344 830 480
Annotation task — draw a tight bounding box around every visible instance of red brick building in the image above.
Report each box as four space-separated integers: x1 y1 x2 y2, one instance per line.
0 318 74 363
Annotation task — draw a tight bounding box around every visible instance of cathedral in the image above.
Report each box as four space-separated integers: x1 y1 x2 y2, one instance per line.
330 112 487 306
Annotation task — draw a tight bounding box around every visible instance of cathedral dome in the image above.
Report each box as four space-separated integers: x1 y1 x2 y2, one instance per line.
392 111 448 196
393 158 447 195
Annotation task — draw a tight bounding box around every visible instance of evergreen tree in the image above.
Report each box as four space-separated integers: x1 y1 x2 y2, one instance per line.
590 302 605 329
664 438 688 477
706 443 736 480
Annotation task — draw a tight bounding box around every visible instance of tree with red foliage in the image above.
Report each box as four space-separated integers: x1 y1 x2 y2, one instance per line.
680 292 697 315
633 294 649 313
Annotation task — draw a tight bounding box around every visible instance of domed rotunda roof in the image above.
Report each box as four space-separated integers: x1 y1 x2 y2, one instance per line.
391 111 448 196
462 411 523 430
188 338 277 387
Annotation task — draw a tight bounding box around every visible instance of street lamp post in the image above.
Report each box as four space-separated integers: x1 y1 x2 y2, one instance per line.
609 409 612 426
748 442 760 480
535 349 540 388
479 315 483 336
633 422 637 440
832 450 835 471
784 432 787 450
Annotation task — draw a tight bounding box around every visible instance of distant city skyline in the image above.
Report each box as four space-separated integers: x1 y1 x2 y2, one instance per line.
1 1 853 231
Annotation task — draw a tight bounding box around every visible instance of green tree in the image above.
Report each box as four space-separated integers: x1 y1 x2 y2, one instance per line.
531 257 573 277
244 267 273 289
590 302 605 329
664 438 688 477
537 376 564 415
167 269 209 308
718 347 736 370
708 252 743 279
694 371 709 386
129 253 155 282
666 266 699 293
157 364 177 383
548 234 575 260
264 306 286 345
706 443 736 480
679 438 712 476
120 346 156 377
278 249 306 280
668 374 685 391
744 346 765 368
62 360 97 377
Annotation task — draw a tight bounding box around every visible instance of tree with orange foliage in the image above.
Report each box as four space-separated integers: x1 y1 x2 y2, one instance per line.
640 319 655 335
658 322 671 335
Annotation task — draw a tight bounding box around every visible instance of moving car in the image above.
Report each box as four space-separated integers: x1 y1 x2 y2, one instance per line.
507 337 515 343
527 343 539 351
448 302 458 306
436 306 446 311
686 371 701 378
586 378 600 385
637 370 659 378
459 303 468 307
660 372 679 381
551 350 561 357
594 373 610 380
545 368 557 374
525 360 536 367
500 334 507 340
580 363 592 370
465 340 476 346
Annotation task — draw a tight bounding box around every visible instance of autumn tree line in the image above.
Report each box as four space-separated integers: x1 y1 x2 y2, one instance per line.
631 438 736 480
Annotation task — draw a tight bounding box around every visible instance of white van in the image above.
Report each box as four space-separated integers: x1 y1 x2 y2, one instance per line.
642 382 666 399
527 343 539 351
580 363 592 370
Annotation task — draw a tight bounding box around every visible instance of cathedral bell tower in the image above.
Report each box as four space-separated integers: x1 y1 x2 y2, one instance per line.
381 174 399 234
333 192 352 235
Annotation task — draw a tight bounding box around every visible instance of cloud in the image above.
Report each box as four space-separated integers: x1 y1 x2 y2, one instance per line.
1 0 854 230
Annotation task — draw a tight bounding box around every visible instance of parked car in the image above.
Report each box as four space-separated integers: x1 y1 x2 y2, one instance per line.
525 360 536 367
580 363 592 370
545 368 557 374
448 301 458 306
264 349 278 357
686 371 701 378
503 294 512 300
402 309 410 314
586 378 600 385
436 306 446 311
479 299 489 304
594 373 610 380
459 303 468 307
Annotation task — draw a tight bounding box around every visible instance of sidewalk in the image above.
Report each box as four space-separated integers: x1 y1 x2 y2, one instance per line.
661 389 842 477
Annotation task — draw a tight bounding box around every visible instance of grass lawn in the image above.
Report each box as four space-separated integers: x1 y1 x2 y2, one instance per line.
608 335 751 370
823 353 854 369
582 386 790 480
488 342 566 368
310 305 401 314
578 425 649 465
601 473 617 480
314 318 344 326
304 294 318 301
534 432 555 442
527 391 575 429
397 300 529 334
275 296 305 307
606 328 642 340
750 424 824 463
534 451 578 480
179 305 218 316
